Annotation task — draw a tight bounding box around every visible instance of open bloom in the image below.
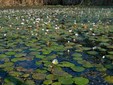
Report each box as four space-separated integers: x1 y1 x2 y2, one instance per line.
52 59 58 65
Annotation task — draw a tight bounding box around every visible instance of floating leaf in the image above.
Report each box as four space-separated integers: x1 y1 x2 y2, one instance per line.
46 74 57 80
52 82 61 85
71 66 85 72
59 61 75 67
58 77 73 85
25 80 35 85
87 51 98 55
32 73 46 80
5 51 16 56
43 80 52 85
104 76 113 84
73 77 89 85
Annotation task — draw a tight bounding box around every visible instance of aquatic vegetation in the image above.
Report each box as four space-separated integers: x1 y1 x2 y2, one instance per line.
104 76 113 84
32 73 46 80
0 7 113 85
73 77 89 85
52 59 59 65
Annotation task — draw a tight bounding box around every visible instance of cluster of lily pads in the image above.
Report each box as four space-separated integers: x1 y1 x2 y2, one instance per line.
0 7 113 85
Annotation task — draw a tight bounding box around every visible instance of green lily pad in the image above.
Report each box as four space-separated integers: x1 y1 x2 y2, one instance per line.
87 51 98 55
11 57 26 62
104 76 113 84
0 62 14 68
95 64 107 72
104 64 113 69
73 77 89 85
77 60 93 68
58 77 73 85
5 51 16 56
4 67 14 71
59 61 75 67
4 76 24 85
42 49 52 55
21 74 30 78
0 54 7 59
43 80 52 85
82 47 91 51
25 80 35 85
32 73 46 80
106 55 113 60
35 69 47 73
9 71 22 77
35 54 46 59
72 53 82 57
71 66 85 72
52 82 61 85
46 74 57 80
15 53 26 58
108 51 113 55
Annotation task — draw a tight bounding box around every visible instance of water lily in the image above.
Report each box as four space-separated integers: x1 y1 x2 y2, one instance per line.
102 56 105 59
68 41 70 43
42 29 44 31
75 33 78 36
92 46 97 50
73 39 76 42
52 59 58 65
67 49 70 53
4 34 6 37
69 30 72 33
17 28 19 30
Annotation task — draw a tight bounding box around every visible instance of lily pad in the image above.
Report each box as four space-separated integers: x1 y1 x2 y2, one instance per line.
11 57 26 62
32 73 46 80
43 80 52 85
77 60 93 68
0 54 7 59
52 82 61 85
15 53 26 58
71 66 85 72
104 76 113 84
46 74 57 80
73 77 89 85
51 66 72 77
59 61 75 67
25 80 35 85
5 51 16 56
35 54 46 59
87 51 98 55
58 77 73 85
72 53 82 57
0 62 14 68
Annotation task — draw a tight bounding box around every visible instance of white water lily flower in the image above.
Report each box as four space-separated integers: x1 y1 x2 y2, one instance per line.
17 28 19 30
74 20 76 24
69 30 72 33
90 28 93 31
73 39 76 42
102 56 105 59
4 34 6 37
75 33 78 36
46 29 49 32
52 59 58 65
45 32 47 35
68 41 70 43
92 33 96 36
92 46 97 50
42 29 44 31
21 22 24 25
67 49 70 53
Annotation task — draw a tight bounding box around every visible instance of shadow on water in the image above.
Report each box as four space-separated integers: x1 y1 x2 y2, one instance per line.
0 69 27 85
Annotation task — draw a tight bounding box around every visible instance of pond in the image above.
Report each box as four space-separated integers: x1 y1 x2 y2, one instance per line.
0 7 113 85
